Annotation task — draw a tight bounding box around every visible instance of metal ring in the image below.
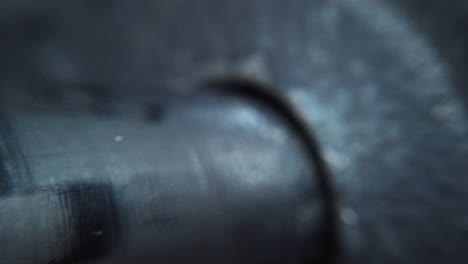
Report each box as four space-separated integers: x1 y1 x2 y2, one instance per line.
201 78 342 264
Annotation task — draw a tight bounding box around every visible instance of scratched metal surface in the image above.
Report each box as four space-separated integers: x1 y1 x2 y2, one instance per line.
0 94 324 263
1 0 468 263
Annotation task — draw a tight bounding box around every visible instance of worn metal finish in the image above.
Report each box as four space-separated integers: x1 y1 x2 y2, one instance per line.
0 92 325 263
1 0 468 263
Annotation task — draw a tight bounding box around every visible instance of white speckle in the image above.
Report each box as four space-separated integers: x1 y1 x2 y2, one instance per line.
324 148 351 171
228 108 264 130
289 89 308 106
238 53 271 81
431 101 461 121
91 230 103 236
114 135 124 142
340 207 359 225
188 149 209 192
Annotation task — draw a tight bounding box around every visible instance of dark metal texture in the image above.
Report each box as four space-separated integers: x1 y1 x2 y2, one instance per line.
1 0 468 263
0 91 326 264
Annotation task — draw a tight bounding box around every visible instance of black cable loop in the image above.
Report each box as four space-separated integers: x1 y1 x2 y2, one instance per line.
202 78 342 264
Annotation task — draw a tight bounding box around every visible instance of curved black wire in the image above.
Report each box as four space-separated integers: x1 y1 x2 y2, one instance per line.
201 78 342 264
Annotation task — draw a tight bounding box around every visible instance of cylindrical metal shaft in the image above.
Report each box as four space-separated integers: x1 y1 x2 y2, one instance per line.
0 88 327 263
